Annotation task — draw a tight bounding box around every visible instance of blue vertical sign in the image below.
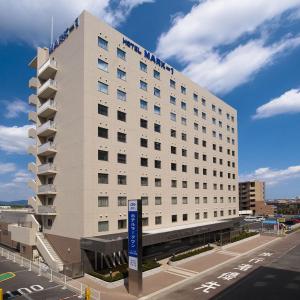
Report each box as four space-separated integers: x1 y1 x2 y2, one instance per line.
128 200 138 270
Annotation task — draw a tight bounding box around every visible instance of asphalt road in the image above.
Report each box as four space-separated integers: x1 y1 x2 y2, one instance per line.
152 231 300 300
0 256 78 299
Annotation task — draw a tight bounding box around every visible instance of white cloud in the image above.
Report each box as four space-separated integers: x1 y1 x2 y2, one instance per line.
0 125 33 154
0 0 154 46
2 99 28 119
0 163 16 174
156 0 300 94
253 88 300 119
240 165 300 185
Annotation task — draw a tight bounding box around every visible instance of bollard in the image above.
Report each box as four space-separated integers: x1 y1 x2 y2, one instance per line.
85 287 91 300
0 288 2 300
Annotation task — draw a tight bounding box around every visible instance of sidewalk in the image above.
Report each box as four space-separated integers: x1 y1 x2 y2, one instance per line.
78 234 278 300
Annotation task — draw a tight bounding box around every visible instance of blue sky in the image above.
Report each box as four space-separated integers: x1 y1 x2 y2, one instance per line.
0 0 300 201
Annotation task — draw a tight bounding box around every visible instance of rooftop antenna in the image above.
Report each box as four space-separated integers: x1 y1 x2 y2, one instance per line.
50 16 54 46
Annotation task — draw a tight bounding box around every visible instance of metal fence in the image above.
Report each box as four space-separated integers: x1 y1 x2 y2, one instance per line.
0 245 101 299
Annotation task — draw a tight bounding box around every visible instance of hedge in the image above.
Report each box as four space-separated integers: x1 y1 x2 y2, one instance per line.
170 245 213 262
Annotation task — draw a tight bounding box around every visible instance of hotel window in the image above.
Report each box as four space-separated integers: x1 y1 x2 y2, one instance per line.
117 153 126 164
181 86 186 95
194 108 198 116
218 108 222 115
98 81 108 94
213 183 217 190
228 209 232 215
231 116 235 122
171 146 176 154
181 117 187 126
98 104 108 116
202 140 207 147
117 111 126 122
118 175 127 185
202 98 206 106
219 121 222 128
194 123 199 131
203 182 207 189
213 157 217 163
170 112 176 122
140 118 148 128
98 196 108 207
171 163 177 171
117 89 126 101
170 79 176 88
195 167 199 174
154 160 161 169
182 149 187 157
98 127 108 138
154 178 161 187
203 154 207 161
118 196 127 206
182 132 187 141
98 59 108 72
220 197 224 203
154 87 160 97
172 215 177 222
153 70 160 79
194 152 199 159
98 173 108 184
233 209 236 215
140 80 147 91
117 48 126 60
140 99 148 110
227 113 230 120
170 96 176 105
181 101 187 110
154 123 161 133
219 146 223 153
202 112 206 120
233 197 236 203
182 197 188 204
182 164 187 172
171 180 177 187
212 118 216 125
98 221 109 232
171 196 177 204
213 170 217 177
214 211 218 217
140 138 148 147
232 127 235 134
195 212 200 220
213 197 217 203
227 125 230 132
141 177 148 186
154 142 161 151
203 212 208 219
140 157 148 167
219 133 223 140
140 61 147 72
98 37 108 50
142 217 149 226
203 168 207 175
98 150 108 161
117 132 126 143
118 219 127 229
195 197 200 204
155 216 162 225
212 104 216 111
155 196 162 204
193 93 198 102
170 129 176 138
182 181 187 188
141 196 148 206
202 126 207 133
154 105 161 115
117 68 126 80
212 131 216 138
182 214 188 221
203 197 208 204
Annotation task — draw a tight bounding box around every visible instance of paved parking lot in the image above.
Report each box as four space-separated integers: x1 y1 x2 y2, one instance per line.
0 256 78 299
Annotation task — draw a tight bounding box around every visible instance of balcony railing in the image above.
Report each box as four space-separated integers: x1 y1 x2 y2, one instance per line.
29 77 39 89
37 184 56 194
28 94 37 106
37 99 57 117
37 141 56 156
37 79 57 99
27 145 36 156
38 59 57 80
36 120 56 136
37 205 57 215
28 111 37 123
37 163 57 175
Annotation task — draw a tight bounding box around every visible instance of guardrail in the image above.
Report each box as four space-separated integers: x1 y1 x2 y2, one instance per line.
0 245 101 299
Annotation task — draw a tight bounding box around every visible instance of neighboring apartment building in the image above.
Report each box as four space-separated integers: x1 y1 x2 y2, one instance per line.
239 181 274 216
2 11 239 275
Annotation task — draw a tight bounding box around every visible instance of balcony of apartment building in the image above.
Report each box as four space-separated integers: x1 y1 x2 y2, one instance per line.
28 179 37 192
37 184 57 195
37 141 57 156
36 120 56 137
37 79 57 99
27 162 36 174
28 94 38 106
28 77 39 89
27 145 36 156
36 205 57 216
28 127 36 139
37 163 57 175
37 59 57 80
37 99 57 118
28 111 37 123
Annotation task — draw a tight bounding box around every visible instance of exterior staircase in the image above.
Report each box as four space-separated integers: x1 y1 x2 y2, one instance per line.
36 232 64 272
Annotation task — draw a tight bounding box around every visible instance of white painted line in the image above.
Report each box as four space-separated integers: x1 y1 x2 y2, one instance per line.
163 270 190 279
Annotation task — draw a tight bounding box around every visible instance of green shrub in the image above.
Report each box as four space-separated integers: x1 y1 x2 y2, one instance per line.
170 245 213 262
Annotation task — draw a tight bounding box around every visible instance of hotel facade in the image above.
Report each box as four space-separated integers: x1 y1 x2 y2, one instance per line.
1 11 239 275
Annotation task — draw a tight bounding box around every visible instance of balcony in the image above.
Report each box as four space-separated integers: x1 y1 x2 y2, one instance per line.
38 59 58 80
37 99 57 118
36 205 57 216
28 94 38 106
29 77 39 89
28 162 37 174
28 127 36 139
37 184 57 195
37 79 57 99
28 111 37 123
37 163 57 175
28 196 39 211
37 141 57 156
27 145 36 156
36 120 56 137
28 179 37 192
